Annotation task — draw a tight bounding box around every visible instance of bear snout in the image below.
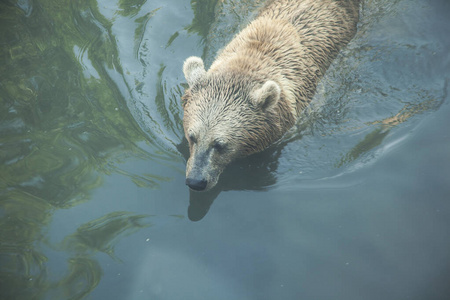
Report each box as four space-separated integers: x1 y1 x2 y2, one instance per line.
185 148 216 191
185 177 208 191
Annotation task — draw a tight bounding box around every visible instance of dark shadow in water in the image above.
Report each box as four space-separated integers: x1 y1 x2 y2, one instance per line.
177 136 301 221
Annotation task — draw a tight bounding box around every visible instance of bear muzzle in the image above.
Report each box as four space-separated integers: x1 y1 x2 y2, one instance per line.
185 148 222 192
185 149 211 191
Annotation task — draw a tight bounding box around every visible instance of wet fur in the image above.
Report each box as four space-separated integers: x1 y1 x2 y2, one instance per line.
182 0 360 191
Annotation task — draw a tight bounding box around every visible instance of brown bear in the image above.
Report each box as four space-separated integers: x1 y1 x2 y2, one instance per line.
182 0 360 191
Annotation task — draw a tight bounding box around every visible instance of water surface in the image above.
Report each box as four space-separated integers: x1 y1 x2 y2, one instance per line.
1 0 449 299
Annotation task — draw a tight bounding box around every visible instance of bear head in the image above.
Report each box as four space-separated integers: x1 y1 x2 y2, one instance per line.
181 56 283 191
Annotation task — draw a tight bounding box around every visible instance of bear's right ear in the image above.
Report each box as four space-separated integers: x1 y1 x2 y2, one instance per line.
183 56 206 87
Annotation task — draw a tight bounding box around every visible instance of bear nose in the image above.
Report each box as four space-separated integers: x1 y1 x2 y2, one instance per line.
186 178 208 191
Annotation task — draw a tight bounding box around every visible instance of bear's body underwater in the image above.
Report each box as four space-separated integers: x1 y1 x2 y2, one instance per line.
182 0 360 191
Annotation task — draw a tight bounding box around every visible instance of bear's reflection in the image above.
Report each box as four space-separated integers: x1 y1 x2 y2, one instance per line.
178 136 300 221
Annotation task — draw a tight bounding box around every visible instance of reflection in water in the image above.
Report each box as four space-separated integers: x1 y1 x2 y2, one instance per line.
47 257 102 300
186 0 220 43
61 211 152 260
0 0 167 298
0 246 48 300
338 91 447 167
117 0 148 17
134 8 161 58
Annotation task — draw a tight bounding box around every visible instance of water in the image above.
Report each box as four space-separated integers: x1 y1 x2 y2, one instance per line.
1 0 449 299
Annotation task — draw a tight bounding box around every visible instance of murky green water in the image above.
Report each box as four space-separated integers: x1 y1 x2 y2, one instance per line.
1 0 449 299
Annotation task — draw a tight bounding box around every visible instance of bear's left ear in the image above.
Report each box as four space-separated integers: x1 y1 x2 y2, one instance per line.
251 81 280 110
183 56 206 87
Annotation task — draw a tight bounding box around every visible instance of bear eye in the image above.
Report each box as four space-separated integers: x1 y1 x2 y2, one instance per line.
188 133 197 144
213 140 226 153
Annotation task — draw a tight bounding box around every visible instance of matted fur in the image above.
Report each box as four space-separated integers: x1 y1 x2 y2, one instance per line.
182 0 360 191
